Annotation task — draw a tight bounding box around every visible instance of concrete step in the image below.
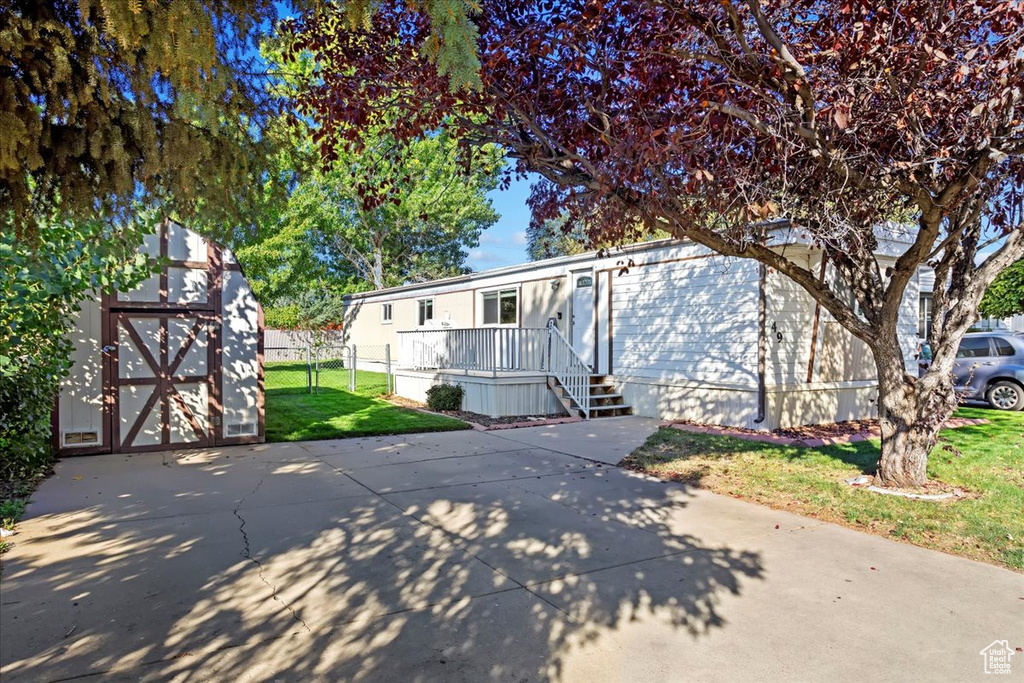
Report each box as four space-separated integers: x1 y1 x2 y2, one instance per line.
588 408 633 419
588 403 632 413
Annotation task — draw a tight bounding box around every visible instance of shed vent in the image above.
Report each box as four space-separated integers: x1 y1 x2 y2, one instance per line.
63 431 99 447
226 422 257 437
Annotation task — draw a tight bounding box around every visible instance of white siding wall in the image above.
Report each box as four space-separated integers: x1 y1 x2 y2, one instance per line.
345 289 475 349
351 236 923 429
898 269 920 372
57 297 105 448
611 247 760 387
222 269 262 438
764 252 816 386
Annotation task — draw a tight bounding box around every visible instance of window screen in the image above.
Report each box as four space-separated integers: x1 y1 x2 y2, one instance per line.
418 299 433 325
956 337 992 358
483 289 517 325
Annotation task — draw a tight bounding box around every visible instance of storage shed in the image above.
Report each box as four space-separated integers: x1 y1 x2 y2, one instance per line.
55 221 264 455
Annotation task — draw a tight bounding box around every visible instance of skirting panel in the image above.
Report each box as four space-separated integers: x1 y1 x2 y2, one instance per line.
394 370 564 418
616 376 880 431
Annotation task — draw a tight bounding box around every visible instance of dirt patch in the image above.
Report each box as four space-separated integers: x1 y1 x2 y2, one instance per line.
668 418 881 440
775 420 880 440
848 476 977 501
385 396 573 429
387 395 427 410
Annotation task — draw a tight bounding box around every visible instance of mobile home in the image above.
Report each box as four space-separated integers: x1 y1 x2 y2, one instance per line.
344 226 919 430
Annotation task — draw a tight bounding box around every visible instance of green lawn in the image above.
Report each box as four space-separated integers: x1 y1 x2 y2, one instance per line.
265 361 468 442
621 407 1024 571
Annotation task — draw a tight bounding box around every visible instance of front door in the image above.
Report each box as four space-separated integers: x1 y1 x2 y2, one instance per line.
571 270 595 368
111 312 215 452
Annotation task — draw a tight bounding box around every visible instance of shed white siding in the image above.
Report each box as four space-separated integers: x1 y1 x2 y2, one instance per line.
221 267 263 438
56 221 264 454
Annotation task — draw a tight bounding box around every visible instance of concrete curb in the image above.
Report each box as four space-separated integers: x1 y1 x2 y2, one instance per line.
661 417 990 448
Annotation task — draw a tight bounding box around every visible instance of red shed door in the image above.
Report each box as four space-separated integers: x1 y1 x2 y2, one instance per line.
111 313 215 453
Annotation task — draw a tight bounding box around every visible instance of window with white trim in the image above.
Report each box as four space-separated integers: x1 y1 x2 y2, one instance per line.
381 303 393 324
483 289 517 325
418 299 434 326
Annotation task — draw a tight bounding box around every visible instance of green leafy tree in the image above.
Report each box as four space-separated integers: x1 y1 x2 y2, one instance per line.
0 1 484 479
0 215 157 479
241 127 502 299
527 213 668 261
979 259 1024 320
287 129 502 291
1 1 485 237
1 0 286 237
291 288 347 351
527 215 589 261
234 40 501 303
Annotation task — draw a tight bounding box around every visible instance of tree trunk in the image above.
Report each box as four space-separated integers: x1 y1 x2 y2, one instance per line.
875 406 935 489
872 345 956 489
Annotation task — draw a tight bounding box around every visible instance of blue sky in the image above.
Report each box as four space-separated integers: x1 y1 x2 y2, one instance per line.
468 174 535 271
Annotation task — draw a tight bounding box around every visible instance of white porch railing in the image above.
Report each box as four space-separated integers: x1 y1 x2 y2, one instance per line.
398 327 550 373
396 323 594 417
545 320 591 417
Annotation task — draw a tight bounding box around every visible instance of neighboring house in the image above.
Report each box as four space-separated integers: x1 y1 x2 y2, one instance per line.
55 221 265 455
918 266 1024 338
344 225 920 429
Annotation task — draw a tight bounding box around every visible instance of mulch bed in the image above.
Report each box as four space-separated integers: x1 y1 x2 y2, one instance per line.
438 410 569 427
775 419 881 440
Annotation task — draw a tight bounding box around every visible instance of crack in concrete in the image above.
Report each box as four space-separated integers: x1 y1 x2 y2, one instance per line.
311 453 584 628
232 472 311 634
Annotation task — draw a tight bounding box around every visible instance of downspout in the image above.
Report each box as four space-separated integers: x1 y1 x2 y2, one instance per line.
754 263 767 424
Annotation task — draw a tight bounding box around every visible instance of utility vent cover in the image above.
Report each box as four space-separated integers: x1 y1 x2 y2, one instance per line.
63 431 99 446
226 422 257 437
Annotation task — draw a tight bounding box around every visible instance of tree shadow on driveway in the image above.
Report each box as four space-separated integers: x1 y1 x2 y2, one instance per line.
0 438 764 681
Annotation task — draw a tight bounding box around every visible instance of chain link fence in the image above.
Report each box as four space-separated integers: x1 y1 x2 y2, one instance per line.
265 344 392 397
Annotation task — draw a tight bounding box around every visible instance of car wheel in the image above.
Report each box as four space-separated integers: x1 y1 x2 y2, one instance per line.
985 381 1024 411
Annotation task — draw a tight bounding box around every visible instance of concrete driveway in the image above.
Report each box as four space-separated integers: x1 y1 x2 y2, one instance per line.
1 416 1021 682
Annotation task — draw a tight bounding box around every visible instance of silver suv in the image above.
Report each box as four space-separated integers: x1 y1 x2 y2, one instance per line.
953 332 1024 410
